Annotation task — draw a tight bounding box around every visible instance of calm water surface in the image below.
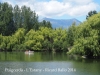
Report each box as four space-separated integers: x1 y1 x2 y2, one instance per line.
0 52 100 75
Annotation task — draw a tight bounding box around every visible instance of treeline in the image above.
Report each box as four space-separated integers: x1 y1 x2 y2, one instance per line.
0 27 67 52
0 2 52 36
0 2 100 58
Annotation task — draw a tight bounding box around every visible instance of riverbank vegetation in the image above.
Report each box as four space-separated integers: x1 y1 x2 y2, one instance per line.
0 2 67 52
0 27 67 51
0 2 100 58
67 12 100 57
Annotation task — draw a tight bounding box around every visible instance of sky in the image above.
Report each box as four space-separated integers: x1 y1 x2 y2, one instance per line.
0 0 100 22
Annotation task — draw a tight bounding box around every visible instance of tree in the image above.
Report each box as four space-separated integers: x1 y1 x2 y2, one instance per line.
86 10 97 19
39 20 52 29
21 6 39 31
13 5 22 30
0 2 52 35
68 13 100 57
67 22 76 46
52 28 67 51
0 2 15 35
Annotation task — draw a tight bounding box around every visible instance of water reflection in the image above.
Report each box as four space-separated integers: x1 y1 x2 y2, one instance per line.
0 52 100 75
0 52 100 62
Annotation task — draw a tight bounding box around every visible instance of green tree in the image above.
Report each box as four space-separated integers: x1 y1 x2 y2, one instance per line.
68 13 100 57
53 28 67 51
13 5 22 30
86 10 97 19
0 2 15 35
39 20 52 29
21 6 39 31
67 22 76 46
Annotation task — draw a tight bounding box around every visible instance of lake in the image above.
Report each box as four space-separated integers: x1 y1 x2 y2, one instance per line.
0 52 100 75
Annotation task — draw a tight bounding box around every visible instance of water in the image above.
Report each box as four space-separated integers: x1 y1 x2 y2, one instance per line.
0 52 100 75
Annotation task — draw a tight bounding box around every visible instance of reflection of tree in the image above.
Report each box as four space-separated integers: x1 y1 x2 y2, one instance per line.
4 52 7 61
72 59 100 75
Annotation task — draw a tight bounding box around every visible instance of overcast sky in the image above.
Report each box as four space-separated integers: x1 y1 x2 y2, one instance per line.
0 0 100 21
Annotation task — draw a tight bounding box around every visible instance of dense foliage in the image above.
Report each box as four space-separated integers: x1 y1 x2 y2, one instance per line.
68 13 100 57
0 2 100 58
0 2 52 35
0 27 67 52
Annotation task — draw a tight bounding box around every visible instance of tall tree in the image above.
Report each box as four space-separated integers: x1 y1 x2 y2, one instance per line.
21 6 39 31
0 2 15 35
13 5 22 30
